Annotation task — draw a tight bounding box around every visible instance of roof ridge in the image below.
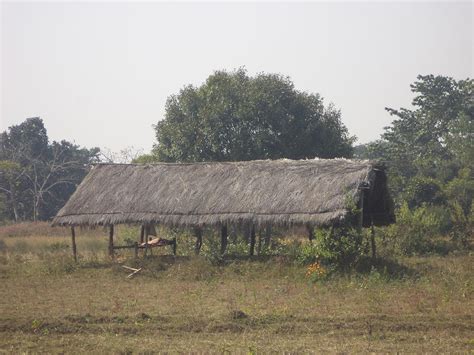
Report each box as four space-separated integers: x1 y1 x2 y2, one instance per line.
94 158 375 167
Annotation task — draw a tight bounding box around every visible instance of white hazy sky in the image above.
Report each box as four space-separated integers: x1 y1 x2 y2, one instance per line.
1 1 473 154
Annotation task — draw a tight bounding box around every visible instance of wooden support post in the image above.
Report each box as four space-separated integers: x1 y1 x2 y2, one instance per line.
230 225 238 243
172 237 177 256
256 229 262 255
263 225 272 247
194 227 202 255
108 225 114 259
243 224 251 243
140 225 145 244
220 225 228 255
249 225 256 256
144 226 149 256
307 224 314 242
71 227 77 262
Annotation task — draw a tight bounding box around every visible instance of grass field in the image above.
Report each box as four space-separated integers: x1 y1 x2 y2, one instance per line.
0 223 473 352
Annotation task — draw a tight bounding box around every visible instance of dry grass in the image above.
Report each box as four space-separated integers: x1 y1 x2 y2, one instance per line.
0 226 473 352
53 159 394 227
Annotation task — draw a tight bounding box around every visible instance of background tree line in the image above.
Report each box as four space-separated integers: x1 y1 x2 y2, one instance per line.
1 70 472 258
1 69 356 223
0 118 100 221
354 75 473 253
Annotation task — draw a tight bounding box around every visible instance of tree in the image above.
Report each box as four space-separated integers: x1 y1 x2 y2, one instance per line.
0 160 23 221
357 75 473 205
22 140 100 221
152 68 355 162
353 75 473 252
0 118 100 221
99 146 144 164
383 75 473 182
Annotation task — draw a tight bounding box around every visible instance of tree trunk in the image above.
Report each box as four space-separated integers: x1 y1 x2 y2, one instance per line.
12 205 19 222
9 183 19 222
32 196 37 222
33 196 41 222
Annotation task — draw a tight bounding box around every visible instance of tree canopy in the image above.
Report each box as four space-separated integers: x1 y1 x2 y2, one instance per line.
152 68 355 162
383 74 473 180
356 75 473 196
354 75 473 250
0 117 100 221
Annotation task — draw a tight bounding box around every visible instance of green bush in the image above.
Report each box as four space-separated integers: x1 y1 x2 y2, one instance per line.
404 176 446 209
296 226 363 268
445 169 474 215
384 202 452 255
449 200 473 248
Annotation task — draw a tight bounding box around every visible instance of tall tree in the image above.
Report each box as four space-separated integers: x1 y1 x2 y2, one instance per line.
383 75 473 181
356 75 473 207
153 68 354 162
0 118 100 221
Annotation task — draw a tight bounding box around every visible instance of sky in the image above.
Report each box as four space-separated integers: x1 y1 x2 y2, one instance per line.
1 1 473 155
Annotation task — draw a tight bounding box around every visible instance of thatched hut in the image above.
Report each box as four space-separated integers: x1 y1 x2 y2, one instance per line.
53 159 394 259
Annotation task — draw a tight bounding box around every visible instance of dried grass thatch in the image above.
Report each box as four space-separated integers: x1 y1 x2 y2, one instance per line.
52 159 394 228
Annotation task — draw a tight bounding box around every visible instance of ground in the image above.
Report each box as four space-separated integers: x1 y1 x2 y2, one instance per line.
0 223 472 353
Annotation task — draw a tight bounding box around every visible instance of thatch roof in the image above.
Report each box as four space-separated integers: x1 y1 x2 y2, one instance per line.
52 159 394 228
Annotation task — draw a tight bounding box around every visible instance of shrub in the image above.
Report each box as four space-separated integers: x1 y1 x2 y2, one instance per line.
316 226 364 267
403 176 446 209
384 202 451 255
296 226 364 268
445 169 474 215
449 200 473 248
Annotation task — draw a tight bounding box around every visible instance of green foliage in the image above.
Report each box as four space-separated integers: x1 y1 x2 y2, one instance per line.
359 75 472 205
356 75 473 254
383 75 473 181
153 68 355 162
448 200 473 248
353 140 391 161
295 227 364 267
382 203 452 255
132 154 159 164
0 117 100 221
0 193 8 222
404 176 446 208
445 169 474 215
295 242 319 265
315 227 364 267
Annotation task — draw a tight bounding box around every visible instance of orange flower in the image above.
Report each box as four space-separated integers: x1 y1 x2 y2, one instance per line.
306 261 326 278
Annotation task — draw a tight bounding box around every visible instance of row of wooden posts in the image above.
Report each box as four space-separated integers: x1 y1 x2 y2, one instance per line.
69 224 317 262
69 224 375 262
